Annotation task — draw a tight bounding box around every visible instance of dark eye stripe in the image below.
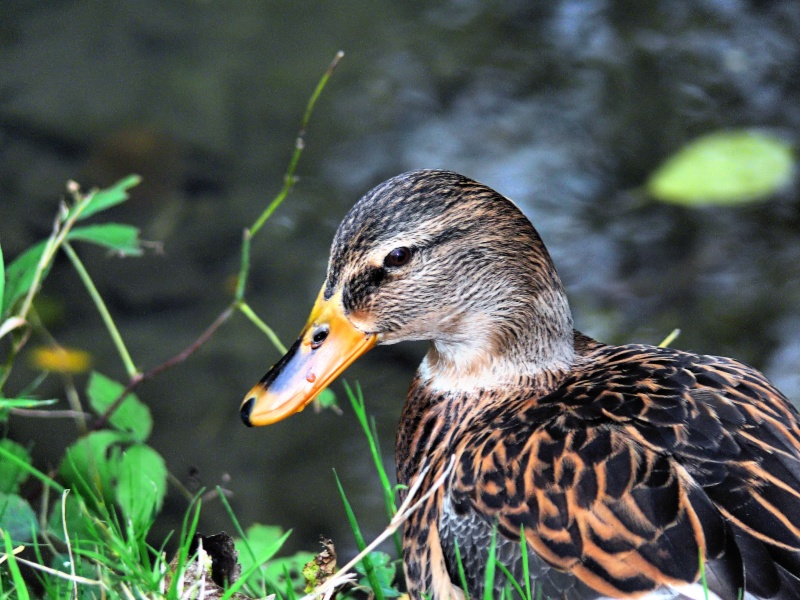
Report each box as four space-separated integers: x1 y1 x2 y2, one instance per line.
384 247 412 267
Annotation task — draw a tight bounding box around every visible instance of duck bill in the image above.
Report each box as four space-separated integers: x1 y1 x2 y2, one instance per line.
241 289 377 427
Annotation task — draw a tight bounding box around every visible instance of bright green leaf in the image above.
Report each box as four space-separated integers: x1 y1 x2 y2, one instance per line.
233 526 293 593
68 223 142 256
87 372 152 441
0 439 31 494
236 524 286 561
76 174 141 221
2 241 48 317
59 430 129 508
116 444 167 531
316 388 338 410
0 493 37 542
234 524 291 588
648 130 795 205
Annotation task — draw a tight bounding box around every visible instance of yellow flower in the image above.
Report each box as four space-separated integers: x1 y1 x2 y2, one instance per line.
31 346 92 374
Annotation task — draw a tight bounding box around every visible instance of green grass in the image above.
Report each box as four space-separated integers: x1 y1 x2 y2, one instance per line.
0 52 344 599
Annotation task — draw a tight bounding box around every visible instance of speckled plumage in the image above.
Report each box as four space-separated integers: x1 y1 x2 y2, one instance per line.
244 170 800 599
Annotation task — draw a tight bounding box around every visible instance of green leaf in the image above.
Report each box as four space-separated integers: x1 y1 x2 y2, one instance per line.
648 130 795 205
87 372 152 442
2 240 48 317
59 430 130 508
47 493 99 544
115 444 167 531
235 524 287 565
225 527 292 600
68 223 142 256
316 388 338 409
234 524 292 590
0 493 37 542
263 551 315 590
76 174 141 221
355 551 401 597
0 439 31 494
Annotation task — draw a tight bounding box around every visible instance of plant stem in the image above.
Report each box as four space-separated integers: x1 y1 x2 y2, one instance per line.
237 301 287 354
62 242 139 379
249 51 344 238
235 231 251 301
90 305 234 431
18 195 93 321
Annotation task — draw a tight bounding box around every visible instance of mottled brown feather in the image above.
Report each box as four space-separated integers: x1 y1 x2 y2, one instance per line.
318 170 800 599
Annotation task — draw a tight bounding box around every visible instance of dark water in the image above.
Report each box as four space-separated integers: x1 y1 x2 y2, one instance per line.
2 0 800 559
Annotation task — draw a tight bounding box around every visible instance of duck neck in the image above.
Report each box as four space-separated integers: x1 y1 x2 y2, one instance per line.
418 286 575 394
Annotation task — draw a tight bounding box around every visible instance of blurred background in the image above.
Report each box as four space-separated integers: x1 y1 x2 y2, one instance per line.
1 0 799 560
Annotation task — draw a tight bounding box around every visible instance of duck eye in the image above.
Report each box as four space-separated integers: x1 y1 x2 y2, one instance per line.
384 247 411 268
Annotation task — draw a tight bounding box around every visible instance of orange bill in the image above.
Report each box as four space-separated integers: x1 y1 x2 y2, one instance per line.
240 288 377 426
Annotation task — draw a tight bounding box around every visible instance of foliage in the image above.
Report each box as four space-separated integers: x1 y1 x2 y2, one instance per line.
647 129 795 205
0 53 345 599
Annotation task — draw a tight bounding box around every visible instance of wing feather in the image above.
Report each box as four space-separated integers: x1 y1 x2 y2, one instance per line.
446 343 800 598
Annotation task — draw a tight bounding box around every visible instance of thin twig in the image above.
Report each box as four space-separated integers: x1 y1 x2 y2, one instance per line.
90 305 234 431
10 408 92 419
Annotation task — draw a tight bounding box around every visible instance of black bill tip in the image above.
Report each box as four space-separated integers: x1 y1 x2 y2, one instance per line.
240 397 255 427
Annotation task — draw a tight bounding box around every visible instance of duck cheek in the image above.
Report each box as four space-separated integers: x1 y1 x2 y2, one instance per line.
240 290 377 427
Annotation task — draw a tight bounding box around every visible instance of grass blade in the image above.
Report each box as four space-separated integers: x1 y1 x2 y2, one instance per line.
452 537 469 597
2 530 30 600
333 470 385 600
482 523 498 600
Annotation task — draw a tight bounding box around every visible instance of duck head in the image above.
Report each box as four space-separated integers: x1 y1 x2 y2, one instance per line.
240 169 574 426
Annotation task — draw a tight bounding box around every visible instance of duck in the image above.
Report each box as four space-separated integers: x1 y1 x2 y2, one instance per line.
240 169 800 599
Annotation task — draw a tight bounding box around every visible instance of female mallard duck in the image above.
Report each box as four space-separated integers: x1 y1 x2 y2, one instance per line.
240 170 800 599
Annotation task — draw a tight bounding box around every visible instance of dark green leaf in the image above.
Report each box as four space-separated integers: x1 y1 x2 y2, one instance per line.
87 372 152 441
116 444 167 531
0 493 37 542
77 175 141 221
2 241 48 317
68 223 142 256
648 130 795 205
59 430 129 508
0 439 31 493
47 493 99 544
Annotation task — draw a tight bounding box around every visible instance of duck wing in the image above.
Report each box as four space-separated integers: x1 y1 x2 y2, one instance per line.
446 343 800 599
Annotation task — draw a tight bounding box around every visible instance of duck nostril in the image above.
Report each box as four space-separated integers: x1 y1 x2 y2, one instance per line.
240 397 255 427
310 325 330 349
